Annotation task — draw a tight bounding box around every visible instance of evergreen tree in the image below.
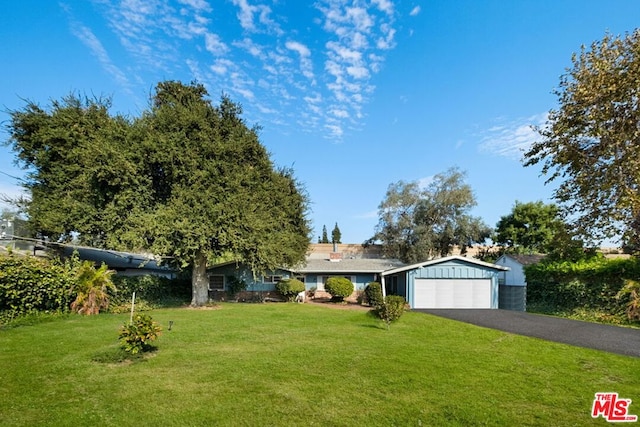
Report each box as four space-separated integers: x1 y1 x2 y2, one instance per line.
320 225 329 243
331 222 342 244
6 81 312 306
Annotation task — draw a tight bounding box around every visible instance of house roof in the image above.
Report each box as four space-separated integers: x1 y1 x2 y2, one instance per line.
291 257 405 274
380 255 509 276
500 254 546 266
53 244 172 272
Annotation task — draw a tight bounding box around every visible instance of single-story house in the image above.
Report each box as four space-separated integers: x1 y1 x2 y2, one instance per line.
494 254 545 311
381 256 509 309
206 253 405 300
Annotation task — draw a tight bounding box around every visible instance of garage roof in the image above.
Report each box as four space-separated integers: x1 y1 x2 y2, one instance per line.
380 255 509 276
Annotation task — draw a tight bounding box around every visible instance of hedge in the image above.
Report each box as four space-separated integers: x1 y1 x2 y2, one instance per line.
0 254 75 315
525 255 640 315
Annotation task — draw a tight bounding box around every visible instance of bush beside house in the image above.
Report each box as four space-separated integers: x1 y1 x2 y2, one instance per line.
275 278 305 302
325 277 354 302
364 282 384 307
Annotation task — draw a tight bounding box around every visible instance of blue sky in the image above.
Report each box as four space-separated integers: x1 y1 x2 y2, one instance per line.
1 1 639 244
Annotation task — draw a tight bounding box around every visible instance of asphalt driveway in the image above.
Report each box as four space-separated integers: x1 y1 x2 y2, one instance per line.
415 309 640 358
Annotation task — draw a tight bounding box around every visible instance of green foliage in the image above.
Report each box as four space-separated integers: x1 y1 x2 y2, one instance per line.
6 81 312 307
226 275 247 300
320 225 329 243
119 314 162 354
331 223 342 244
364 282 384 307
325 277 353 301
372 168 491 263
0 254 74 317
616 279 640 321
525 255 640 323
494 201 564 253
275 278 305 302
372 295 407 329
524 30 640 247
110 274 191 308
70 261 115 315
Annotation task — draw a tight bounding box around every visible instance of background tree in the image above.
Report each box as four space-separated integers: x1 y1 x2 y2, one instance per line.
319 225 329 243
331 222 342 244
371 167 490 263
524 30 640 251
5 81 311 306
494 201 564 253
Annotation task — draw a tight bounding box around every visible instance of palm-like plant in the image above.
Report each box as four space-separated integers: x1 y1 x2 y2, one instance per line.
71 261 116 315
617 279 640 321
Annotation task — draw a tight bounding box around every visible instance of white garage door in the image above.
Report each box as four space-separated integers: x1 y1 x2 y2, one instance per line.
414 279 492 309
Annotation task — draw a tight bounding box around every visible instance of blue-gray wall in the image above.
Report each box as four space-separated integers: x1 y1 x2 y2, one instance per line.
387 259 503 309
208 265 379 293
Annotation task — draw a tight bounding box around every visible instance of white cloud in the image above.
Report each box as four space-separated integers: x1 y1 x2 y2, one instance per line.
204 32 228 55
177 0 211 12
410 6 421 16
231 0 281 34
478 114 548 160
285 41 310 57
325 123 344 138
211 59 234 75
346 65 369 79
69 23 131 91
330 109 349 118
76 0 400 142
372 0 394 15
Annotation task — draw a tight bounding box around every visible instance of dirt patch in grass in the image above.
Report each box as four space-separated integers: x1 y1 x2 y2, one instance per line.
307 298 371 311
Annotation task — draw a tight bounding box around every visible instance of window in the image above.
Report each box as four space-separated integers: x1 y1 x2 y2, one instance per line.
262 275 283 284
209 275 224 291
388 275 399 295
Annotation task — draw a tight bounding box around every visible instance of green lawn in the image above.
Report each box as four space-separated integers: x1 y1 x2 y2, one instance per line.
1 303 638 426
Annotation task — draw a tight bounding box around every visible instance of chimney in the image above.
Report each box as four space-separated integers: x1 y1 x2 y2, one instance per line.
330 242 342 262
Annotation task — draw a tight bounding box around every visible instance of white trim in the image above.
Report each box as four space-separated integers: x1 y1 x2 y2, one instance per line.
381 255 509 276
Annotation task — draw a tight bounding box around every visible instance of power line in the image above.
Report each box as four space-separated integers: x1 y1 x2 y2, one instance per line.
0 169 27 182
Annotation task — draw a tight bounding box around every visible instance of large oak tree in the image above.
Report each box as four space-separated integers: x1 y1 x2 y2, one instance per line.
525 30 640 250
5 81 311 305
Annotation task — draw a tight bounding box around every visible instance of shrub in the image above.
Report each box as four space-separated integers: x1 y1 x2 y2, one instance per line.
325 277 354 302
226 276 247 300
71 261 115 315
372 295 406 329
276 278 306 302
110 274 191 308
364 282 384 307
119 314 162 354
617 279 640 321
0 254 74 316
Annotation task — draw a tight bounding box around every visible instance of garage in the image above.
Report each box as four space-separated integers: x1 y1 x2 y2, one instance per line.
414 278 492 308
381 256 509 309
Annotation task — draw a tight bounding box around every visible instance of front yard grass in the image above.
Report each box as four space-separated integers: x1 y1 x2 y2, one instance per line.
1 303 638 426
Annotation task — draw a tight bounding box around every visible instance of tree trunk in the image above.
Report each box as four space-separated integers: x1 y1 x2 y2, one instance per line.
191 251 209 307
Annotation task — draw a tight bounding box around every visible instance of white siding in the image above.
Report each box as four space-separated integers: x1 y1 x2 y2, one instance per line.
414 279 492 309
495 256 527 286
